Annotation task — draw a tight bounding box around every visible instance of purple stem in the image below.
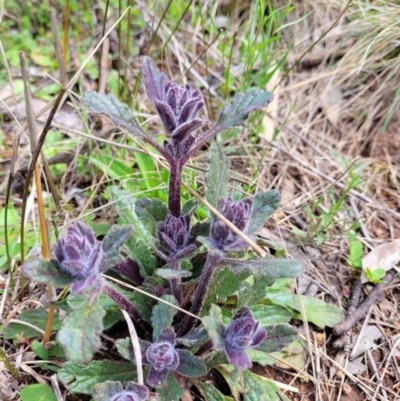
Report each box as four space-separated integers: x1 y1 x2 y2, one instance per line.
168 160 183 217
102 282 150 333
170 262 183 306
180 252 223 334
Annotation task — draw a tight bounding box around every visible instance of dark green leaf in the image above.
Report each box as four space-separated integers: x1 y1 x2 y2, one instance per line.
216 89 274 132
156 373 184 401
106 186 153 244
155 268 192 279
58 360 136 394
83 92 148 139
127 237 157 277
255 324 297 354
101 225 133 271
2 308 61 340
205 142 230 207
57 294 105 363
197 236 222 254
20 384 57 401
243 370 284 401
151 295 178 340
223 257 301 279
202 305 225 349
197 382 225 401
116 337 134 362
202 268 248 314
182 199 198 215
176 349 207 377
133 288 155 323
135 197 168 235
21 259 74 288
246 191 280 234
176 327 209 347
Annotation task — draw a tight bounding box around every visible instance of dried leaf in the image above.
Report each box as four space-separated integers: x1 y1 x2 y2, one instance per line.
320 79 343 127
361 239 400 283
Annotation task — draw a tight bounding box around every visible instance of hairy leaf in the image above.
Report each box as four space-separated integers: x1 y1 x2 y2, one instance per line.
202 305 225 349
223 257 301 279
135 197 168 235
254 324 297 354
246 191 280 234
216 89 274 132
57 294 105 363
106 186 153 245
205 142 230 207
176 327 209 347
196 382 225 401
101 225 133 270
58 360 136 394
83 92 148 139
155 268 192 279
127 237 157 277
156 373 183 401
243 370 287 401
151 295 178 340
21 259 74 288
176 349 207 377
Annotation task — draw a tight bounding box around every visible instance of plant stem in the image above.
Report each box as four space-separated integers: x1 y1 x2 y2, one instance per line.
169 262 183 306
168 160 183 217
102 282 150 333
181 253 222 334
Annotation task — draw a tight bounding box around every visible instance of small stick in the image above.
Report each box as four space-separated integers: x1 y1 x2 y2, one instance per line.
333 270 396 336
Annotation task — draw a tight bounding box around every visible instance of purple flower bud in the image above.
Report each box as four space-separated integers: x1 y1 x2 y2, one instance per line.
110 382 149 401
141 57 206 156
222 307 266 370
92 381 150 401
144 328 179 388
210 197 252 251
53 221 103 294
155 213 196 262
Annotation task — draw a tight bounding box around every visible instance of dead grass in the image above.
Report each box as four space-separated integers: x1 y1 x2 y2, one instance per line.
1 0 400 400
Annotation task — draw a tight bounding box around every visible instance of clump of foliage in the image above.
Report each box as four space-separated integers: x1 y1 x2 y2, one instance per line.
22 57 303 400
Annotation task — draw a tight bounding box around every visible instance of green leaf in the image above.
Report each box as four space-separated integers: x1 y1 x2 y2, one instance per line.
90 154 135 180
217 365 241 399
127 237 157 277
246 349 276 366
155 268 192 279
274 339 308 370
197 382 225 401
31 340 49 360
251 304 293 326
20 384 57 401
243 370 285 401
58 360 136 394
21 259 74 288
106 186 153 244
182 199 198 215
116 337 134 362
176 349 207 378
365 267 386 283
202 268 248 314
255 324 298 354
135 197 168 235
202 305 225 350
223 257 301 279
246 191 280 234
206 142 230 207
176 327 209 347
267 290 344 328
57 294 105 363
132 288 155 323
101 225 133 271
197 236 223 254
156 373 184 401
2 308 61 340
216 89 274 132
82 92 148 139
151 295 178 340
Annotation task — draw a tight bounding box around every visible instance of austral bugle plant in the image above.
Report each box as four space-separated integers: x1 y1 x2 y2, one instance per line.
22 57 302 401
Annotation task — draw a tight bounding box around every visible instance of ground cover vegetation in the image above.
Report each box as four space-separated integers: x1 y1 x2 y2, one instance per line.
0 1 399 400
